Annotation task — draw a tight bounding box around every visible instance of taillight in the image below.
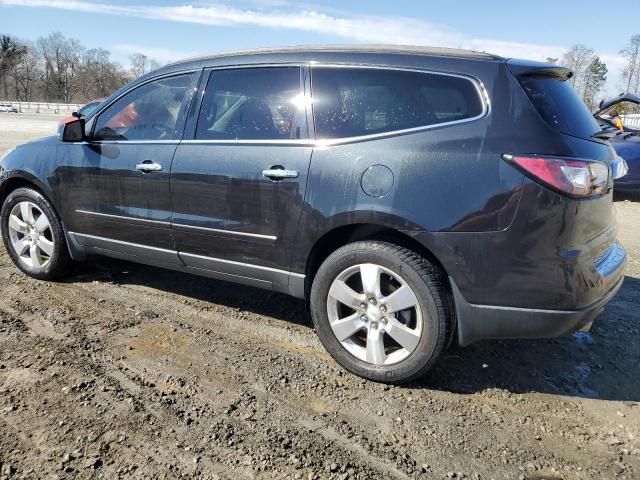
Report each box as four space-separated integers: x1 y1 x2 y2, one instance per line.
502 154 609 198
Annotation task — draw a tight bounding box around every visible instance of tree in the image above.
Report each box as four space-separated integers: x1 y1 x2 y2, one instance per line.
129 53 161 78
129 53 149 78
13 41 42 102
37 32 84 103
620 34 640 93
0 35 27 98
80 48 127 99
1 31 129 103
561 44 596 93
582 57 607 110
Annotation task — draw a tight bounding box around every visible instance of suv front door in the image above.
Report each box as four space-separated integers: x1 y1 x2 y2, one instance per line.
171 66 312 290
62 72 199 264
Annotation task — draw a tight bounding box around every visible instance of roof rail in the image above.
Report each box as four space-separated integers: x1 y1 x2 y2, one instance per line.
166 44 503 67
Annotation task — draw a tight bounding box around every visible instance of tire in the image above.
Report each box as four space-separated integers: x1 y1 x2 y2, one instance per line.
310 241 451 384
1 187 71 280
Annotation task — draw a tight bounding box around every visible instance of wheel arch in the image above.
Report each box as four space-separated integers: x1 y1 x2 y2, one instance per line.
0 173 84 261
304 222 450 296
301 221 457 347
0 172 55 209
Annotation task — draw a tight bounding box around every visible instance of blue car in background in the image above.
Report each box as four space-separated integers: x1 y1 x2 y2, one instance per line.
595 93 640 194
612 136 640 193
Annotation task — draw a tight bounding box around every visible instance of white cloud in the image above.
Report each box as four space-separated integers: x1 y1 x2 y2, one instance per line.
111 44 195 64
600 54 627 94
468 38 565 63
0 0 627 95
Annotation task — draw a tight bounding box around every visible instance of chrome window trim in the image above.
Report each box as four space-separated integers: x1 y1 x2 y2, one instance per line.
70 232 304 278
313 116 485 147
180 139 315 146
76 210 278 241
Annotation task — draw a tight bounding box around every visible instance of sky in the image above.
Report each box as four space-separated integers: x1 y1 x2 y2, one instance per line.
1 0 639 96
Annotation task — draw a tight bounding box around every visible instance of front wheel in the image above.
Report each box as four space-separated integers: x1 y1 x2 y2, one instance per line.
310 241 451 383
1 187 71 280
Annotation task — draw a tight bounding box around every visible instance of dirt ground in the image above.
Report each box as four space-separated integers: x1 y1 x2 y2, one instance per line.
0 112 639 480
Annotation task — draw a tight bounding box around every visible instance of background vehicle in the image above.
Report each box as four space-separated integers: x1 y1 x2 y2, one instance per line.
76 97 106 118
0 46 627 383
594 93 640 193
0 103 18 113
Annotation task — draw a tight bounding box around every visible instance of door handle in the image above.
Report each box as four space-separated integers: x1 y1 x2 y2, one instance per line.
136 161 163 173
262 168 299 180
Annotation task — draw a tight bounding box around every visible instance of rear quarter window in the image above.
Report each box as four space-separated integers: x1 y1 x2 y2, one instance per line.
311 67 485 139
517 75 601 140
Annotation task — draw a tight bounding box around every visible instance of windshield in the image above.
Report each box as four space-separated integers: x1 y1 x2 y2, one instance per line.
518 75 601 139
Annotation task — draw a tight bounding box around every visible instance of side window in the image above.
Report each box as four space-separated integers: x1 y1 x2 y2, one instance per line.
311 67 484 139
93 73 197 141
195 67 304 140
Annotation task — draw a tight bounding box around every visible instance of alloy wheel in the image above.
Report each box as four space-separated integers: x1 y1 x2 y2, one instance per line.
326 263 423 366
7 201 54 269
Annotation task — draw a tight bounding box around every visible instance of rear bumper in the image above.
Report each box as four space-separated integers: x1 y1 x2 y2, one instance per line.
614 180 640 192
453 242 627 346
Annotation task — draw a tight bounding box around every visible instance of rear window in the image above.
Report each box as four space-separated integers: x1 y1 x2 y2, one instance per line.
518 75 601 139
195 67 303 141
311 67 484 139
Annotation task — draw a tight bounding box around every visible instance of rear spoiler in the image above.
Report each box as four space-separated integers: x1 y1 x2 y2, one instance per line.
506 59 573 81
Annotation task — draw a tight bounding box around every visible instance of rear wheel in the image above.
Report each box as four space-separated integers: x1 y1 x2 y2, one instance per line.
1 187 71 280
310 241 451 383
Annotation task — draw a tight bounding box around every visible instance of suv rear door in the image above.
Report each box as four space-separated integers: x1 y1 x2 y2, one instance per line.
170 65 312 290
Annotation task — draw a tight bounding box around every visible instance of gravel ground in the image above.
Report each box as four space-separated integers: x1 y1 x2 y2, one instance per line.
0 113 61 154
0 114 639 480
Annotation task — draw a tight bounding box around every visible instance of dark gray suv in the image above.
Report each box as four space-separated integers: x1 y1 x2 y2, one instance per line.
0 45 627 383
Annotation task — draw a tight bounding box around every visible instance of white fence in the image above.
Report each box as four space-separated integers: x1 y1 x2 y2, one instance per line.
0 101 82 115
621 114 640 129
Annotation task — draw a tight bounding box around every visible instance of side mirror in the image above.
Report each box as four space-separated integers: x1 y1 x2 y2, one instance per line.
57 117 86 142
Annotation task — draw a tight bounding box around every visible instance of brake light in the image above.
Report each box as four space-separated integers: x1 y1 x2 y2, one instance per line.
502 154 609 198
